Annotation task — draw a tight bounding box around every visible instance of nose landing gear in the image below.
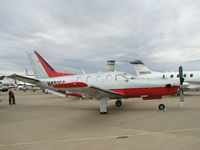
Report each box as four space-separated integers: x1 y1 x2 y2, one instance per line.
158 104 166 110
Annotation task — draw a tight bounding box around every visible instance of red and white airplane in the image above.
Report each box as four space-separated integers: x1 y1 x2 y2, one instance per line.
9 51 183 114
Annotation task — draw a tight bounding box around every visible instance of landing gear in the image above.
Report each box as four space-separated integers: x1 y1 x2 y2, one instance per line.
158 104 166 110
100 111 108 115
99 98 109 114
115 100 122 107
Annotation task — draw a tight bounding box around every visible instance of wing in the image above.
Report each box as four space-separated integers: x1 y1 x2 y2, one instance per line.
8 74 39 84
53 82 124 99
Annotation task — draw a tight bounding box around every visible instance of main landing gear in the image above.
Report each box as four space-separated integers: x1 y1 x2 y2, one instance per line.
158 104 166 111
99 98 123 115
99 98 109 115
115 99 122 107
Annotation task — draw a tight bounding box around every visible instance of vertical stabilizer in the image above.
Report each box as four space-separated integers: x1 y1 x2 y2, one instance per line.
130 60 152 76
27 51 75 79
27 51 49 79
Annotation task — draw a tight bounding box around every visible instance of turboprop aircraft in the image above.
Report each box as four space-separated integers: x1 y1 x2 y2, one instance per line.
130 60 200 90
9 51 183 114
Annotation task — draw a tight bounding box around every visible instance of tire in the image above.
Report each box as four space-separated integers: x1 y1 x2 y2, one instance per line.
158 104 165 110
115 100 122 107
100 112 108 115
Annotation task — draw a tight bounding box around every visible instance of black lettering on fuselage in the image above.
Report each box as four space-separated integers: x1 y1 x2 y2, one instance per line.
47 80 66 87
139 71 151 75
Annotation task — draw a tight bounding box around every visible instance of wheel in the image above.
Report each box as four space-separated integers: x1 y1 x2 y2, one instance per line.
158 104 165 110
115 100 122 107
100 112 108 115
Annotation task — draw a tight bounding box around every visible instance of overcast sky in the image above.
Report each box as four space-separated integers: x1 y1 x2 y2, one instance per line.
0 0 200 75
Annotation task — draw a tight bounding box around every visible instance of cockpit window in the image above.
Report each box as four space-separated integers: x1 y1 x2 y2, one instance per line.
106 75 113 80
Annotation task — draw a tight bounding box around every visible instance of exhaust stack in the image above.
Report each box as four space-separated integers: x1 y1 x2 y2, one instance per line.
107 60 115 72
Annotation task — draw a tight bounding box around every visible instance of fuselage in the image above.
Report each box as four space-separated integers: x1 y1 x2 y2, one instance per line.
37 71 179 99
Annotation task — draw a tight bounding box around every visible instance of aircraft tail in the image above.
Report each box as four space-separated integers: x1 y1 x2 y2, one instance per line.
130 60 152 76
27 51 74 79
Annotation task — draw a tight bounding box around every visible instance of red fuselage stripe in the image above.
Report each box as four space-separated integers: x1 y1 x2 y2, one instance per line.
53 82 88 88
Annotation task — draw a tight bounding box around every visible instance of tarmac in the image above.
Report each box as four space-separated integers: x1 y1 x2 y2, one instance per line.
0 90 200 150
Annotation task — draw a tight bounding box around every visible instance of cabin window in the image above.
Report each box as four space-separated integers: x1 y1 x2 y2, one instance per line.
177 74 180 78
190 74 193 77
162 74 165 79
106 75 113 80
183 74 187 78
86 76 92 82
170 75 173 78
96 76 104 81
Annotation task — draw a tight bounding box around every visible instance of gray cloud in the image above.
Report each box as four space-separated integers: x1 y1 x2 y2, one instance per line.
0 0 200 75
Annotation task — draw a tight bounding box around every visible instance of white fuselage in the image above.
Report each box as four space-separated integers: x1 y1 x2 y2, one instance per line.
35 71 179 96
137 71 200 90
40 72 164 88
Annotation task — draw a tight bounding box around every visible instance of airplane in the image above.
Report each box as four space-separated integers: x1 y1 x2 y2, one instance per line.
130 60 200 90
16 81 40 92
0 75 16 92
9 51 183 114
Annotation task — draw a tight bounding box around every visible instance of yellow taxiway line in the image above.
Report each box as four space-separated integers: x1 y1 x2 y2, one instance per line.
0 127 200 147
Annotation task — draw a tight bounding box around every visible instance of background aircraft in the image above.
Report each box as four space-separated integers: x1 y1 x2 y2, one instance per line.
16 73 39 92
9 51 182 114
0 75 16 92
130 60 200 90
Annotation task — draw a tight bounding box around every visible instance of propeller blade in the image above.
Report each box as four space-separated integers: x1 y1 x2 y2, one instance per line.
178 66 184 105
179 88 184 105
179 66 183 77
179 66 184 85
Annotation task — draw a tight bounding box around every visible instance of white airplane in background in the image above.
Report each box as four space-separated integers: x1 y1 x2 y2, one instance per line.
0 76 16 92
16 81 39 92
130 60 200 90
9 51 183 114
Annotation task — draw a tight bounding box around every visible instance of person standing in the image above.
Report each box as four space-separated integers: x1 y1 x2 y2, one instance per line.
8 89 16 105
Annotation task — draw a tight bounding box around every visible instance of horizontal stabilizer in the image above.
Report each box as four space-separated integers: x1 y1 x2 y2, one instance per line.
8 74 39 84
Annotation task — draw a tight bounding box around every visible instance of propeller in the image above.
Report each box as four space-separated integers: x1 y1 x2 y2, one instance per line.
179 66 184 105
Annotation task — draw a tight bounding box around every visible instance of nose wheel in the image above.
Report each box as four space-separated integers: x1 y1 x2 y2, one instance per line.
115 100 122 107
158 104 166 110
